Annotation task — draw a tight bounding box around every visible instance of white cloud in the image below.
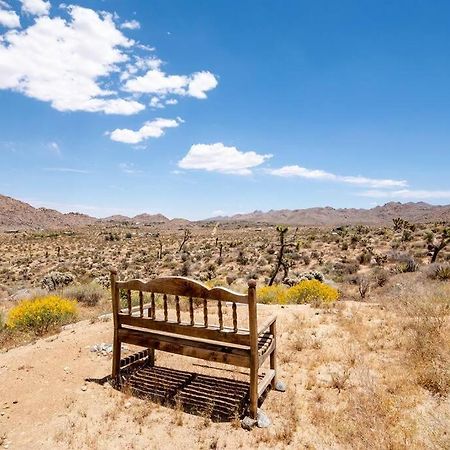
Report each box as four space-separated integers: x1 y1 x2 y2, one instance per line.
178 143 272 175
121 19 140 30
358 189 450 200
109 117 182 144
44 167 90 174
268 165 407 188
0 5 218 116
188 71 218 99
20 0 50 16
0 5 144 114
118 162 142 174
0 8 20 28
124 69 218 100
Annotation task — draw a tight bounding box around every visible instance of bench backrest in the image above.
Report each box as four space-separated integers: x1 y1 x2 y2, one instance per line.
110 270 258 348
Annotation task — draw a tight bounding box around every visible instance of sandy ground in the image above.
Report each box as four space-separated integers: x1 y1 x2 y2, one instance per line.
0 305 302 449
1 302 449 450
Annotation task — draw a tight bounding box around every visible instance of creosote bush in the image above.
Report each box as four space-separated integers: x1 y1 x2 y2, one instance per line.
7 295 77 335
258 279 339 305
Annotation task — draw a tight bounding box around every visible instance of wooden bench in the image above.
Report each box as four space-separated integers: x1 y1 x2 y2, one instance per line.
110 269 279 418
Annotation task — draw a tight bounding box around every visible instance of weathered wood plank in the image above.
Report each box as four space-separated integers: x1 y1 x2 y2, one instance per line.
116 276 248 304
118 314 250 345
257 369 276 398
118 327 250 368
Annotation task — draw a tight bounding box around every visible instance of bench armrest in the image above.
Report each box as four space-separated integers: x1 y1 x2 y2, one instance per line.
258 315 277 335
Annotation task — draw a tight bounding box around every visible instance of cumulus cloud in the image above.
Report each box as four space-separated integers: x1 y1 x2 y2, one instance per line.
0 5 218 115
124 69 218 100
268 165 407 188
178 143 272 175
0 8 20 28
120 19 140 30
358 189 450 200
109 117 182 144
20 0 50 16
0 5 144 114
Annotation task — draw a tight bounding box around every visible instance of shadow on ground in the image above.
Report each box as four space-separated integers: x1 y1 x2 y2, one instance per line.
87 351 253 422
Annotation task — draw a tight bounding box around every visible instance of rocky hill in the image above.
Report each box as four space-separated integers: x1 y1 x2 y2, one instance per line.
211 202 450 226
0 194 96 230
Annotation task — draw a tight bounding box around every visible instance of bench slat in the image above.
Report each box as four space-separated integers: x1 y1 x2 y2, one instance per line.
118 327 250 368
118 314 251 346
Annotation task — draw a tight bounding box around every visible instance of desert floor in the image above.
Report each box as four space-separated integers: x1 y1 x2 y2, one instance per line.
1 300 449 450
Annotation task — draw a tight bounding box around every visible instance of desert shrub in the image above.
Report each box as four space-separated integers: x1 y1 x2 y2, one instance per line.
396 255 419 273
257 285 287 304
0 311 4 330
357 251 372 265
41 271 74 291
371 267 388 287
298 270 324 282
427 263 450 281
63 282 105 306
7 295 77 335
285 279 339 304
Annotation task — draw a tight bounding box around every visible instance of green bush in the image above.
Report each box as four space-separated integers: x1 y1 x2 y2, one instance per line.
7 295 77 335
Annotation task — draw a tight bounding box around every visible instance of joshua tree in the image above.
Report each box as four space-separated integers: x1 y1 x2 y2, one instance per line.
178 229 191 253
268 226 297 286
428 227 450 263
158 238 163 260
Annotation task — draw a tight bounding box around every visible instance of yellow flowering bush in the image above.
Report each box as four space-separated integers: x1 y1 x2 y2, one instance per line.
257 285 287 304
285 279 339 304
7 295 77 335
257 280 339 305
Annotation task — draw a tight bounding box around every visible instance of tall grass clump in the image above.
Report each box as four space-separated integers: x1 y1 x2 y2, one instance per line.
64 282 105 306
7 295 77 335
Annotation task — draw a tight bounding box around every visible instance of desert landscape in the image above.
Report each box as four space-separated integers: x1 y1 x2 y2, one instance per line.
0 195 449 449
1 1 450 448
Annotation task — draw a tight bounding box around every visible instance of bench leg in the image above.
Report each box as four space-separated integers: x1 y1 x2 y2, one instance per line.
249 364 258 419
112 331 121 382
270 321 277 388
147 347 155 367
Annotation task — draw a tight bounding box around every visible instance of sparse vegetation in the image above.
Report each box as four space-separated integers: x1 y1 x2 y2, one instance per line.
0 220 449 448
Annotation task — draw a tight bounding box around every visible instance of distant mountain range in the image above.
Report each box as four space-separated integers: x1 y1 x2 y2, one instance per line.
1 193 449 230
210 202 450 226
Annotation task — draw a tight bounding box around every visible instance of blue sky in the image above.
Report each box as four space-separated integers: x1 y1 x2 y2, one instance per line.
1 0 450 219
